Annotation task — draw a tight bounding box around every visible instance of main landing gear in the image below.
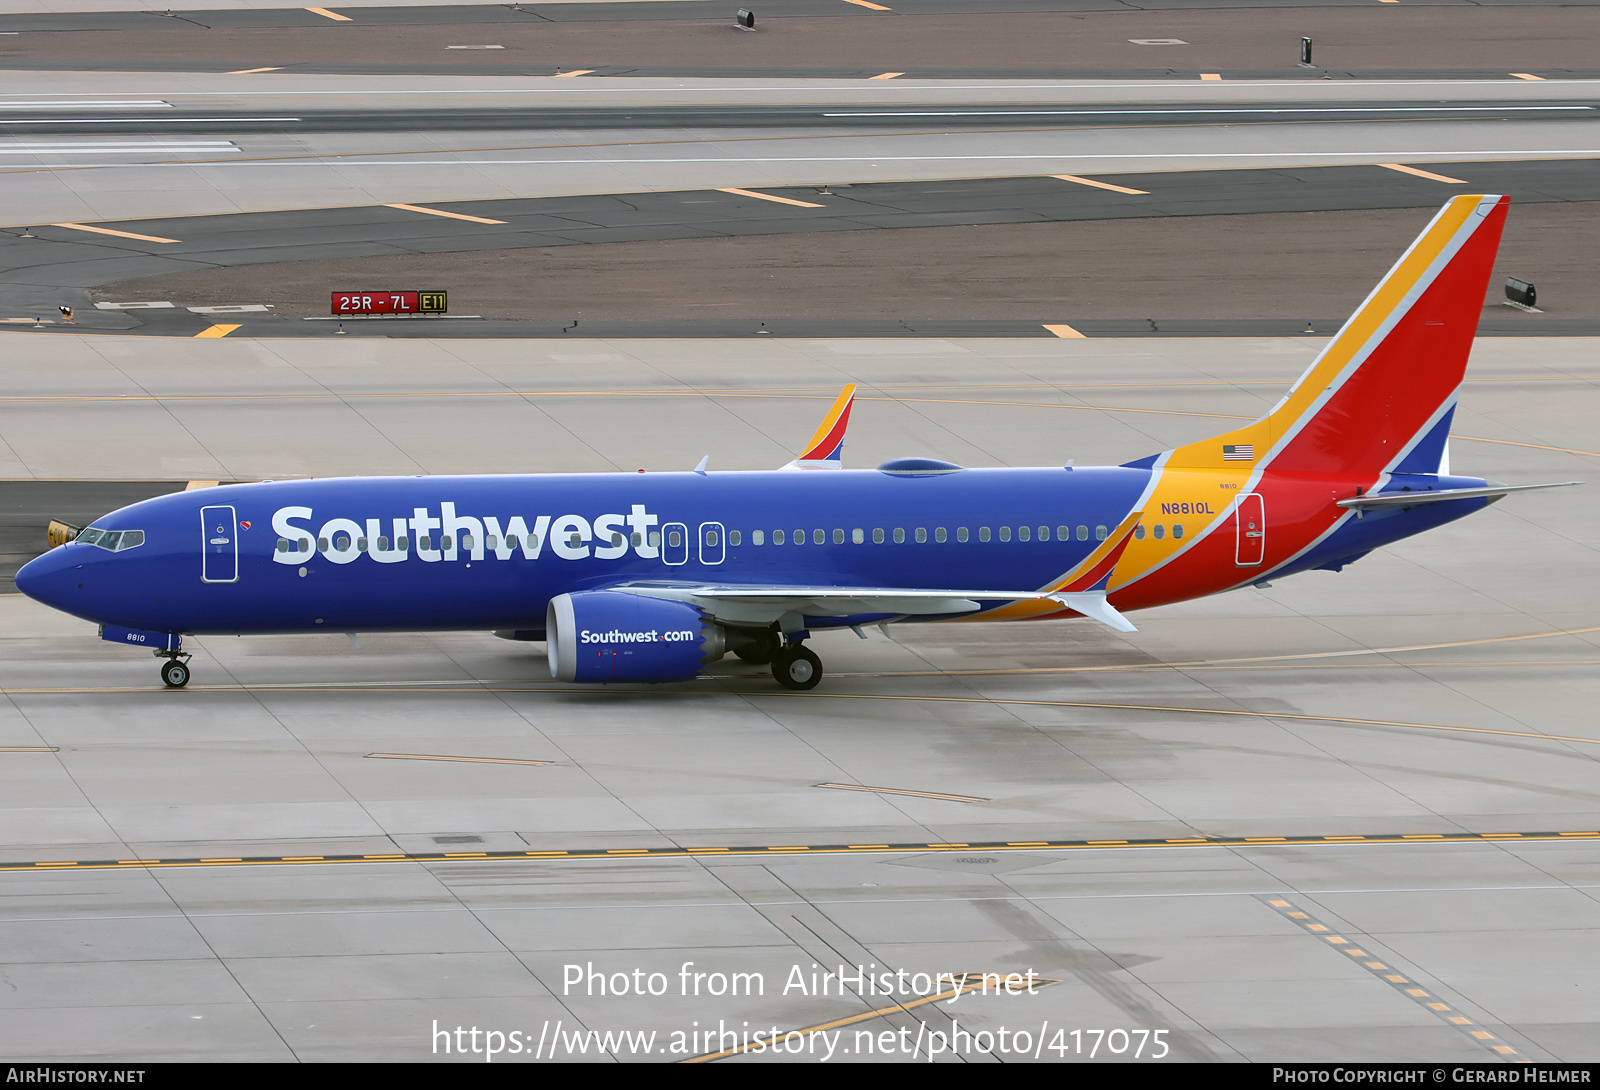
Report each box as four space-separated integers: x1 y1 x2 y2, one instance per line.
157 650 192 689
771 642 822 691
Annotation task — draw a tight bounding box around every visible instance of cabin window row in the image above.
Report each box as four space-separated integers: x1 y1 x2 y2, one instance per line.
277 523 1188 554
743 524 1110 546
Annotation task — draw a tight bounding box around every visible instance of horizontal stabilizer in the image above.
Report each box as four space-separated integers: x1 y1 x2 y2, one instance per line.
1337 480 1583 511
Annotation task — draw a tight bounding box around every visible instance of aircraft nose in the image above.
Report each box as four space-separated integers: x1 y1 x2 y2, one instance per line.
15 546 84 613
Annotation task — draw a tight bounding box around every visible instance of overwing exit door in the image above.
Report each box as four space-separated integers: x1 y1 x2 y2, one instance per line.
201 505 239 583
1234 493 1265 566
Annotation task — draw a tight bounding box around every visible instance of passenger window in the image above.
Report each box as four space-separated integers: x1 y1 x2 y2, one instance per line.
668 530 682 548
1153 525 1165 540
1095 525 1108 541
630 532 641 547
1057 525 1070 541
956 527 968 543
318 537 329 551
852 529 864 544
1037 525 1049 541
396 536 408 550
1134 525 1145 540
1018 526 1030 542
440 536 452 551
999 526 1011 542
915 528 927 543
893 528 905 544
610 533 624 547
873 528 884 544
357 537 368 551
774 530 785 545
421 536 434 551
1076 525 1088 541
566 534 581 548
814 529 825 545
505 535 517 549
979 527 991 542
833 529 844 544
379 537 390 550
730 530 741 546
277 539 289 552
794 529 805 544
485 536 495 550
934 527 947 543
706 531 718 547
1173 524 1183 539
753 530 764 545
647 532 659 548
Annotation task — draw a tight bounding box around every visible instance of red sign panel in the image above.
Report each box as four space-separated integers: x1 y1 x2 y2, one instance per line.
331 291 447 315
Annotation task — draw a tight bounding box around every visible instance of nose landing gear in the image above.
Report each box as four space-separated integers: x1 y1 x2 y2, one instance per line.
156 650 192 689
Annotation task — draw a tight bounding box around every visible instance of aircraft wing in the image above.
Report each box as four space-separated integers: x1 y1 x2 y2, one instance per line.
607 582 1138 633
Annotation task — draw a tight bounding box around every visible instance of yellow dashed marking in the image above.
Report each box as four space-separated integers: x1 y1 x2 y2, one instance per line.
1200 73 1221 80
228 67 283 75
53 223 179 244
869 72 904 80
841 0 891 8
367 752 553 766
383 203 508 225
194 325 239 339
1511 73 1544 80
305 7 351 20
1051 174 1148 195
715 187 825 209
1043 323 1087 339
1262 895 1518 1057
1379 163 1468 184
552 70 595 77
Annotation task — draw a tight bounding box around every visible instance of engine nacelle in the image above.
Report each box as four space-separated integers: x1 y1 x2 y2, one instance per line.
547 591 725 683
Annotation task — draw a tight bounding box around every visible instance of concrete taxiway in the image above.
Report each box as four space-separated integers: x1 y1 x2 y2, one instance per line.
0 334 1596 1061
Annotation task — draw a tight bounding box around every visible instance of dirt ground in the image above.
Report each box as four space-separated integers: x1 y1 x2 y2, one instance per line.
7 9 1600 73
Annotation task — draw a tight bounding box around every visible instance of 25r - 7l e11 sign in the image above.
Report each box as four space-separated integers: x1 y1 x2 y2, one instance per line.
331 291 448 315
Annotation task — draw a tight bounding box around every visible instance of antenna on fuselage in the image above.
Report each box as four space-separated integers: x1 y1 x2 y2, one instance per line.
693 456 709 476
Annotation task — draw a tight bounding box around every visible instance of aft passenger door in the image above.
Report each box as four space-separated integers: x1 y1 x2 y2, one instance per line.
201 505 239 583
1234 493 1265 566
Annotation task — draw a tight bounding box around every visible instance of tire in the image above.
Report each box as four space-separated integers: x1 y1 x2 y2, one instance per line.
771 645 822 691
160 660 190 689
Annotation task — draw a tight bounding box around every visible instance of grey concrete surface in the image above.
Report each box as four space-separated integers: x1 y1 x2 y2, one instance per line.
4 72 1600 226
0 335 1596 1061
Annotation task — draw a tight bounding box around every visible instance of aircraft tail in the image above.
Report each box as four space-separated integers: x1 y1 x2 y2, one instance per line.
1147 194 1508 480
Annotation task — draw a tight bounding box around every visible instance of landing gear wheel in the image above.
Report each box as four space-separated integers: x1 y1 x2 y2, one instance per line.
160 660 190 689
771 645 822 690
735 630 781 665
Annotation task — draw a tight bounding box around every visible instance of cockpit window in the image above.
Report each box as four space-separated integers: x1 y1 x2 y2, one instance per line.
77 528 145 552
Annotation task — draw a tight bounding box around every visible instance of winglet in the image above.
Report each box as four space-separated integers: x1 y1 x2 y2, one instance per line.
784 385 857 470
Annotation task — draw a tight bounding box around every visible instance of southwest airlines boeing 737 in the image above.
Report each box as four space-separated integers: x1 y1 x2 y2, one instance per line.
15 194 1579 691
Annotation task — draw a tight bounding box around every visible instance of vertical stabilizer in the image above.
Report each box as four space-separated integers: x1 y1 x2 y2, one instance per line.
1176 194 1508 480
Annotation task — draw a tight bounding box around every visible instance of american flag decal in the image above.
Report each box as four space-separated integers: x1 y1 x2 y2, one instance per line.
1222 444 1254 461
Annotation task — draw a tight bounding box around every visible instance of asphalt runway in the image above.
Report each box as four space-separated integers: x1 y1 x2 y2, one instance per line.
19 163 1595 333
1 334 1597 1062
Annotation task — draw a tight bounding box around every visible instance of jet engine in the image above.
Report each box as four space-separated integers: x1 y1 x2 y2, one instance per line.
546 590 726 683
